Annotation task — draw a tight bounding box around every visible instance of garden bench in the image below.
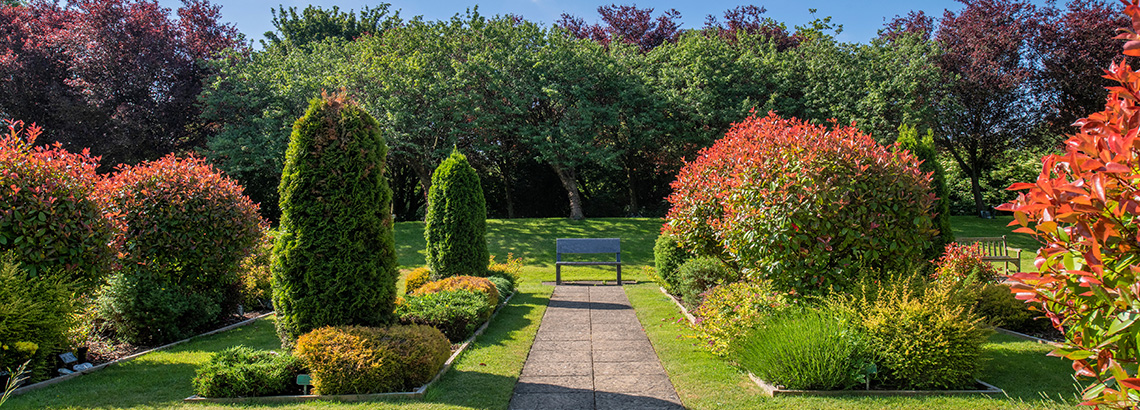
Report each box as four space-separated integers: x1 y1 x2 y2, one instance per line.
955 236 1022 273
555 238 621 285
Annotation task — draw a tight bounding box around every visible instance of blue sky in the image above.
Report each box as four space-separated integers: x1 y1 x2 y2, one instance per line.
157 0 1026 45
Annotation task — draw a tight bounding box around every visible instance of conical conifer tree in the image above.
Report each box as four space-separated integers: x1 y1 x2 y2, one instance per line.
425 147 488 279
272 91 398 347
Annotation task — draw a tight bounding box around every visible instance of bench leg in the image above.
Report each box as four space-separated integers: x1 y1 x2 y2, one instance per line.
617 265 622 285
556 265 561 285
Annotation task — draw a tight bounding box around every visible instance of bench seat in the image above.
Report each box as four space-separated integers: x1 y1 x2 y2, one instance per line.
556 238 622 285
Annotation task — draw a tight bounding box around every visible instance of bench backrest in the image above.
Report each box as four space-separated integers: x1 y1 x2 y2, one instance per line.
955 236 1010 257
556 238 621 262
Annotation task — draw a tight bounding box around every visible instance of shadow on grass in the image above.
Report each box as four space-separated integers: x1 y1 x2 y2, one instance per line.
978 336 1080 405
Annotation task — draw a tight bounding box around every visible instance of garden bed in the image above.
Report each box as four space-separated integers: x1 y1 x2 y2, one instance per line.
658 287 1006 398
183 292 515 403
11 311 275 396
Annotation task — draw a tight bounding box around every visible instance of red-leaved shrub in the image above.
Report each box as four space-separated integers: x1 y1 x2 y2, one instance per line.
931 243 1000 284
0 120 114 290
665 112 938 295
997 1 1140 406
98 154 265 301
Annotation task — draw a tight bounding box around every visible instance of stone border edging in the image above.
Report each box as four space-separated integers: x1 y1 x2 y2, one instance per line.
658 286 1005 397
184 292 516 403
12 311 276 396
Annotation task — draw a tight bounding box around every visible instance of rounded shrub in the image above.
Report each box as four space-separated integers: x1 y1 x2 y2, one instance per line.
273 92 399 347
294 325 450 394
654 233 691 294
676 257 739 307
0 253 76 382
404 267 431 295
485 254 522 290
851 276 990 390
0 121 114 292
974 283 1053 335
932 242 1000 285
96 153 264 342
691 281 789 356
664 113 937 295
413 275 500 309
487 276 513 300
95 265 222 346
192 346 304 398
425 147 488 279
735 307 870 390
396 289 492 342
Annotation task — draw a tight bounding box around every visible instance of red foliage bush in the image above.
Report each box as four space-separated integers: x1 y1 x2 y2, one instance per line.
931 242 1000 284
97 154 265 296
998 1 1140 406
0 120 114 290
664 112 938 295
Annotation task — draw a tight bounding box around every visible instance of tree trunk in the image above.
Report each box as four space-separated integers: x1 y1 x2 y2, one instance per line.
970 170 987 217
409 161 432 220
503 171 516 219
551 163 585 220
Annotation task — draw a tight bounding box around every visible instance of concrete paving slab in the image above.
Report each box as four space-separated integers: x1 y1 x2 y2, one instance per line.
595 391 683 410
594 374 676 394
593 361 666 375
592 331 649 341
521 360 592 377
514 376 594 393
592 338 655 351
593 349 661 363
530 340 592 351
509 392 594 410
534 330 591 341
523 350 591 363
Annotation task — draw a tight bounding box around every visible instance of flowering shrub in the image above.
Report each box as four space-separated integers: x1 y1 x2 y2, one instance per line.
931 243 1000 284
998 2 1140 406
0 120 114 291
691 281 789 356
665 112 937 295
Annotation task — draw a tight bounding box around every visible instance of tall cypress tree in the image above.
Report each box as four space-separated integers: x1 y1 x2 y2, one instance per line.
425 147 489 279
898 124 954 258
272 91 398 347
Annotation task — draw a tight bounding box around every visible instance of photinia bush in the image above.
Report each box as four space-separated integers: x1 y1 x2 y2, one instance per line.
998 1 1140 406
98 154 265 297
665 112 938 295
931 242 1000 284
0 120 114 291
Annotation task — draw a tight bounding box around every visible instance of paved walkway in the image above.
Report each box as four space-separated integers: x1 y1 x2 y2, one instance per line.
509 284 683 410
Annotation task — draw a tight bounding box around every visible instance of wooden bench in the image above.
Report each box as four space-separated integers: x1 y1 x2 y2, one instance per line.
556 238 622 285
955 236 1022 273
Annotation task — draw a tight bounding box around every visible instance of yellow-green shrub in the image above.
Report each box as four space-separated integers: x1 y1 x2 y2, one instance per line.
293 325 450 395
413 276 499 308
850 277 990 390
485 254 521 289
404 267 431 295
691 281 789 356
237 229 274 309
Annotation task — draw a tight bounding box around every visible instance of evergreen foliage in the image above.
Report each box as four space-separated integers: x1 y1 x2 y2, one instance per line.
897 124 953 256
272 92 398 347
425 147 488 279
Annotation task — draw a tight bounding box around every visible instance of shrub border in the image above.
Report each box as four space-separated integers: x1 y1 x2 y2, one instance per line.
183 293 515 403
11 311 275 396
657 287 1005 397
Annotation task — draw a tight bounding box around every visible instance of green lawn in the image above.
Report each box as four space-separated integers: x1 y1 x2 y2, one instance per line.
6 217 1078 409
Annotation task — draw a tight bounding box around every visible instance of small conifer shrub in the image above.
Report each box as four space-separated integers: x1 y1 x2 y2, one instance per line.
425 148 488 279
273 92 398 347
